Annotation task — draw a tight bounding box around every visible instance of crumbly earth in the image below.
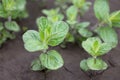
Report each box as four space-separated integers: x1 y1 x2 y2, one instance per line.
0 0 120 80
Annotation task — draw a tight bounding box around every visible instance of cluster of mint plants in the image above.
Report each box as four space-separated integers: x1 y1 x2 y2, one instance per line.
0 0 112 73
80 0 120 71
0 0 28 47
42 0 92 48
23 17 69 71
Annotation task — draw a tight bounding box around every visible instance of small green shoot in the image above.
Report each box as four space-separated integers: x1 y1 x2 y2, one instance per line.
22 17 69 71
80 37 112 71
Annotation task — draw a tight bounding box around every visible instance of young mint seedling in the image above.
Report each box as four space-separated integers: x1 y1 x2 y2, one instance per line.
23 17 69 71
0 0 28 47
42 8 64 23
80 37 112 71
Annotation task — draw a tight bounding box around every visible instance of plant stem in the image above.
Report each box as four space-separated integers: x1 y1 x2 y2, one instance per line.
43 49 47 53
92 21 105 31
8 16 12 22
98 21 105 27
94 58 96 64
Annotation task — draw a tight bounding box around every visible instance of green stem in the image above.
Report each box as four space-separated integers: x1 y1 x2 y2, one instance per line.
8 16 12 22
94 57 97 64
92 21 105 30
98 21 105 27
43 49 47 53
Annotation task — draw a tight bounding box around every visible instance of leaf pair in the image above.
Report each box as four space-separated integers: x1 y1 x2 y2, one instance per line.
82 37 112 57
77 22 93 38
31 50 64 71
80 37 111 71
42 8 64 23
80 58 108 71
23 17 69 52
5 21 20 32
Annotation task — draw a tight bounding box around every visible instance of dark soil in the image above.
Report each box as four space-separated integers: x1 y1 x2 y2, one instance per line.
0 0 120 80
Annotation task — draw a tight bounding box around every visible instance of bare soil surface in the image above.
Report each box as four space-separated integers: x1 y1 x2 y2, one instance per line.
0 0 120 80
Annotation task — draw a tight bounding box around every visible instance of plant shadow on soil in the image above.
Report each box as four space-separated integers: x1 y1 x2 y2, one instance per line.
0 0 120 80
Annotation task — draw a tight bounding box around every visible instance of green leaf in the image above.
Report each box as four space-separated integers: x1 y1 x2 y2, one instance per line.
40 50 64 70
73 0 85 8
36 17 49 31
94 0 109 22
5 21 20 32
80 59 89 71
66 6 78 24
87 58 108 70
31 58 45 71
97 43 112 56
16 0 26 11
77 22 92 38
0 3 8 18
97 27 118 48
109 11 120 27
78 28 93 38
65 32 75 43
48 21 69 46
36 17 51 43
76 22 90 29
23 30 48 52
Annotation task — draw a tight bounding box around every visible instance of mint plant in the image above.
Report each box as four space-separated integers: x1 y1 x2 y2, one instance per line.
80 37 112 71
93 0 119 48
80 0 120 71
0 0 28 47
22 17 69 71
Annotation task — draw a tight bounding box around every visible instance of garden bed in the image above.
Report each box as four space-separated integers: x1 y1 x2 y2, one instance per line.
0 0 120 80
